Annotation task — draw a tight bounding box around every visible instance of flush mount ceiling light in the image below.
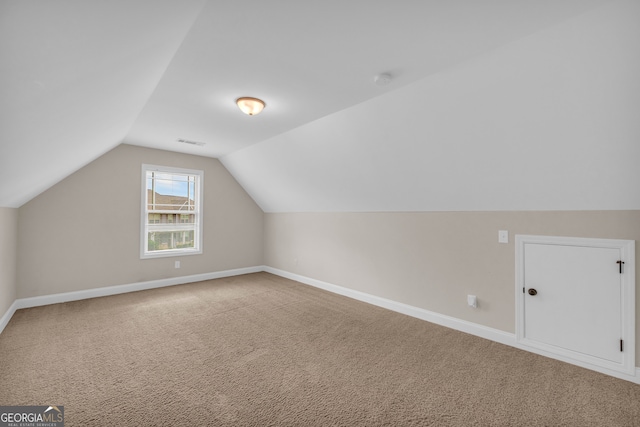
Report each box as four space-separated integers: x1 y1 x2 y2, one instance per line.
236 97 266 116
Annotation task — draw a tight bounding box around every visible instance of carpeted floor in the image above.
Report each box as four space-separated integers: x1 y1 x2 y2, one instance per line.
0 272 639 426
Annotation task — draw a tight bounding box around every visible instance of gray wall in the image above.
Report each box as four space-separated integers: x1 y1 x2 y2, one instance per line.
0 208 18 316
17 144 264 298
264 211 640 364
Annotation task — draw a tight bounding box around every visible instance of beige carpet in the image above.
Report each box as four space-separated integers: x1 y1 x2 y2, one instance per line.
1 272 639 426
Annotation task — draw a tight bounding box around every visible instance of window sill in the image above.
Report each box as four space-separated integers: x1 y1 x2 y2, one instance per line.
140 248 202 260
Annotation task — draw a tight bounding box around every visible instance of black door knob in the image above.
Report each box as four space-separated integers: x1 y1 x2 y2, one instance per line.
528 288 537 296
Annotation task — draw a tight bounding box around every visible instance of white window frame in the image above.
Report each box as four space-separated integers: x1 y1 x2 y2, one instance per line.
141 164 203 259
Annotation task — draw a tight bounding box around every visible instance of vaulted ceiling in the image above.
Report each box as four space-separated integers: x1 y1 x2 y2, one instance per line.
1 0 638 211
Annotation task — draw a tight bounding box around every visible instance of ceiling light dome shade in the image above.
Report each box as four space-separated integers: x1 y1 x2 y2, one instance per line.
236 97 265 115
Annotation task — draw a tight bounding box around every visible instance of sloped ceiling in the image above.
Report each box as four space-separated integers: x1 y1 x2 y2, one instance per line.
0 0 206 207
1 0 638 211
223 0 640 212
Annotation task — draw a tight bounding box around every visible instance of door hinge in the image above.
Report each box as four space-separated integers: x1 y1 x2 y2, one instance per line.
620 339 623 352
523 287 525 294
616 260 625 274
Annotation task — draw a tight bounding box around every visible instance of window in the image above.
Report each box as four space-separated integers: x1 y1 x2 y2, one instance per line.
141 164 203 258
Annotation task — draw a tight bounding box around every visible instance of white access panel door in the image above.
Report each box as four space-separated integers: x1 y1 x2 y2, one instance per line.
524 244 621 362
516 235 635 376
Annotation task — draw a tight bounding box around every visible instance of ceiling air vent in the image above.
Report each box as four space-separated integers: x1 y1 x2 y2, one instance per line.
177 138 206 147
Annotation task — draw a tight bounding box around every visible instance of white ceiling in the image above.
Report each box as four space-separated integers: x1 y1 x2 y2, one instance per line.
124 0 609 156
223 0 640 212
0 0 206 207
2 0 638 211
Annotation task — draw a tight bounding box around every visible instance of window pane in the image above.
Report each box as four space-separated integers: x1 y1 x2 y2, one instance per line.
147 230 195 252
147 172 196 211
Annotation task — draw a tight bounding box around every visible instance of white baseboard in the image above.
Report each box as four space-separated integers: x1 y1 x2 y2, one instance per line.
2 265 639 384
0 299 19 338
264 266 640 385
263 266 515 344
0 266 262 336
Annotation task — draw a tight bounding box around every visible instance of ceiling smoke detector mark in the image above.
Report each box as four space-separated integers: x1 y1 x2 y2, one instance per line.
177 138 206 147
373 73 392 86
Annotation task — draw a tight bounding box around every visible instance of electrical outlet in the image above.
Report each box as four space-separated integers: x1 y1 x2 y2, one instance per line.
175 260 180 269
498 230 508 244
